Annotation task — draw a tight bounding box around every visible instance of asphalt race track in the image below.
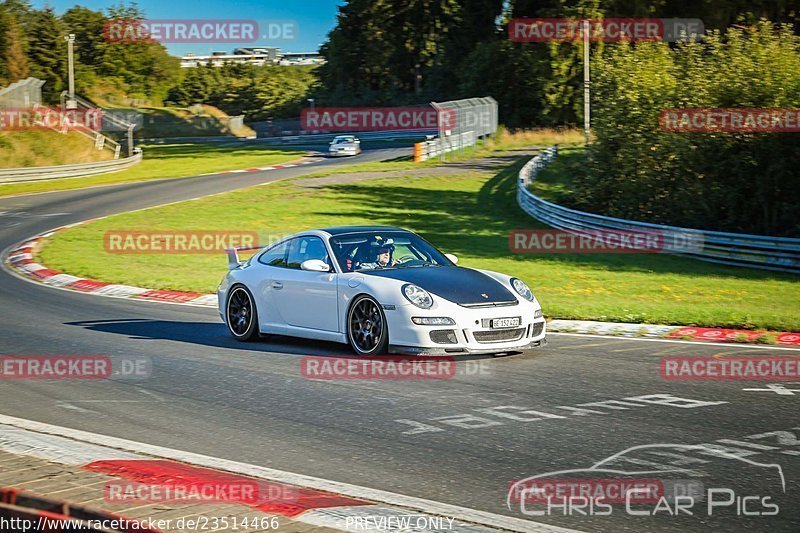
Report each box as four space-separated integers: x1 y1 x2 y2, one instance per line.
1 146 799 532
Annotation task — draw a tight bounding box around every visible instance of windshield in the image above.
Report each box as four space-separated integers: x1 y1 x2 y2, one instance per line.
332 137 355 144
329 231 452 272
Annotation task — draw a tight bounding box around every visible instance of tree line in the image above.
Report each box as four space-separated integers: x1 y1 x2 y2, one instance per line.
583 23 800 236
317 0 800 127
0 1 179 103
0 0 314 120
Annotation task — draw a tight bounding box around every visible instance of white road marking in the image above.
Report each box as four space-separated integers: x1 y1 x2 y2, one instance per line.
742 383 800 395
0 413 583 533
56 402 96 413
135 387 166 401
396 394 727 434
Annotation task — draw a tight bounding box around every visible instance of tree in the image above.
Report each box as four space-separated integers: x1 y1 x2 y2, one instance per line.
580 22 800 236
26 7 66 101
62 6 107 68
4 13 28 82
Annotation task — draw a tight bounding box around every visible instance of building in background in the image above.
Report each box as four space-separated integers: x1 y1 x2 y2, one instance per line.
179 48 322 68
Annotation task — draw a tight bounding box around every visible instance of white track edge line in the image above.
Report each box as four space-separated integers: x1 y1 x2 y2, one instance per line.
0 414 583 533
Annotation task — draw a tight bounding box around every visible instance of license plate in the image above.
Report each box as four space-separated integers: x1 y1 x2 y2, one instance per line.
491 317 520 329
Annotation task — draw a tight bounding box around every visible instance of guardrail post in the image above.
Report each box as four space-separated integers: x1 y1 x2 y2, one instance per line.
127 124 135 157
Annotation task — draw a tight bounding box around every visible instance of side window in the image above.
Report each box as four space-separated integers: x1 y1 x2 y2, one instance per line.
258 240 290 267
286 237 330 270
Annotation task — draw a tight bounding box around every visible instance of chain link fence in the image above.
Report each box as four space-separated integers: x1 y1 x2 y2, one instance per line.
0 78 45 109
423 97 498 161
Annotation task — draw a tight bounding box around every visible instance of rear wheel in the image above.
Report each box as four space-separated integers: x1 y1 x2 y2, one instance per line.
226 285 259 341
347 295 389 355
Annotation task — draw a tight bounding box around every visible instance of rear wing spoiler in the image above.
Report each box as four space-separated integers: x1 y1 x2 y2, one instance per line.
225 245 264 270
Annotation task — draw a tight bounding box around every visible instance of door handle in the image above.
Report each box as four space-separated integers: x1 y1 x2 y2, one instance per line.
272 281 283 289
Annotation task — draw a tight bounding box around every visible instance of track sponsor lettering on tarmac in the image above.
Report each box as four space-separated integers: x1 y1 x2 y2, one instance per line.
395 394 726 434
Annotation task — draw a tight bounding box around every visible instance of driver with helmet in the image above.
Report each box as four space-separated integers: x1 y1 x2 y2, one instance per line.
356 237 397 270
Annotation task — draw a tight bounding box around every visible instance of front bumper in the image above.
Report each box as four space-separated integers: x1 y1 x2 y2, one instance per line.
384 300 547 355
390 338 547 355
329 149 358 157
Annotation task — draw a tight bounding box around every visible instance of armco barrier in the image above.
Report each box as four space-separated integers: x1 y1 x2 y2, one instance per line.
414 131 476 162
518 146 800 274
0 150 142 184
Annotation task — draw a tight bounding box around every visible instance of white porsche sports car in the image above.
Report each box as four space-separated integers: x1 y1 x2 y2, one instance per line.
218 226 546 355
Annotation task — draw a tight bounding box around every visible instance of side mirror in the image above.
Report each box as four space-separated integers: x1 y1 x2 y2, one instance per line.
301 259 330 272
354 139 360 144
445 253 458 265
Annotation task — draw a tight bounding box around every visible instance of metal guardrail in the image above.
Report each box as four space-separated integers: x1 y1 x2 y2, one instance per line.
139 129 436 145
264 129 438 144
60 92 138 157
0 150 143 184
414 131 476 162
518 146 800 274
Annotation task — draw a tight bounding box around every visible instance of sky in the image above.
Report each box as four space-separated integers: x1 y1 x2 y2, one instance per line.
33 0 343 56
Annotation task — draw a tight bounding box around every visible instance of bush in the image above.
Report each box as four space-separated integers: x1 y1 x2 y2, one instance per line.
579 23 800 237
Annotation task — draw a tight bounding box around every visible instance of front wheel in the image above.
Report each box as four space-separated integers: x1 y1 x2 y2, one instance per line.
347 295 389 355
226 285 259 341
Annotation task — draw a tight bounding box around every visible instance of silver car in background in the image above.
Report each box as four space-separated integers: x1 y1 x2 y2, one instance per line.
328 135 361 157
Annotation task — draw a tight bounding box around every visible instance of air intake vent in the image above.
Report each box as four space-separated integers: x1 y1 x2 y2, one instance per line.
473 328 525 344
430 329 458 344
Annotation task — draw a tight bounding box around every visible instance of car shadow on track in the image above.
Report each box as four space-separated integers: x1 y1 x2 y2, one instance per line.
64 318 354 357
64 318 524 361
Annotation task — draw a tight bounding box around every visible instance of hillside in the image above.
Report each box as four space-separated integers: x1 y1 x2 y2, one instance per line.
0 131 114 168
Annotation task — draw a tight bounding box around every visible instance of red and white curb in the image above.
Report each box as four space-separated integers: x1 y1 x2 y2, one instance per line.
547 319 800 347
5 229 219 308
204 158 321 176
5 233 800 346
0 415 578 533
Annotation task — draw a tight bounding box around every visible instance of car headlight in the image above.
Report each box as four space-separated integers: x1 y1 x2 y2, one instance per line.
510 278 535 302
402 284 433 309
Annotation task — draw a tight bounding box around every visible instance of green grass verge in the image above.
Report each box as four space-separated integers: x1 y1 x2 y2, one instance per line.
0 143 305 197
0 131 114 168
39 157 800 331
293 128 587 180
529 146 585 203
